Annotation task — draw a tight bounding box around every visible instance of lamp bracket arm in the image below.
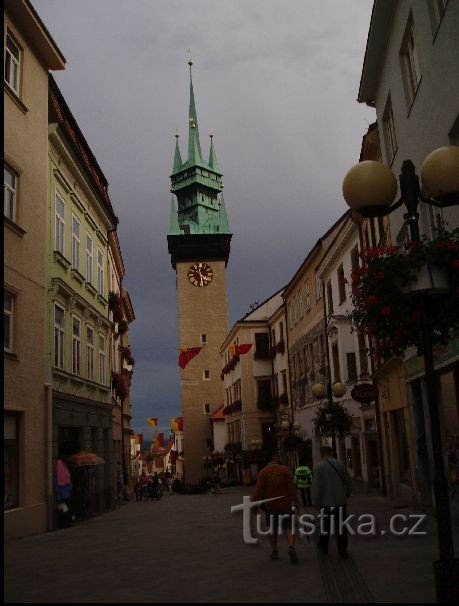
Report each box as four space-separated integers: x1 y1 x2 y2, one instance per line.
388 197 404 214
420 194 459 208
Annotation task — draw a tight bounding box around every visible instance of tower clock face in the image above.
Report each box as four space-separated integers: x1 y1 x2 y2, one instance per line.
187 262 213 287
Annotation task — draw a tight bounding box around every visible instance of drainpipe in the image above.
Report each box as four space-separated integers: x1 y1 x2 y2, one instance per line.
44 383 54 531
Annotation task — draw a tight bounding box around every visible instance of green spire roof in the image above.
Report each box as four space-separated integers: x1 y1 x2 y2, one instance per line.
172 134 183 174
187 63 204 166
208 135 220 173
168 59 231 237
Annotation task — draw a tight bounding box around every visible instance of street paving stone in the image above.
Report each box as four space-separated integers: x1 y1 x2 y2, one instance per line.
4 486 456 603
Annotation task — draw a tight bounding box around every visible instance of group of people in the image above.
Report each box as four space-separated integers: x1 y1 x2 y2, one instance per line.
252 445 352 564
135 471 174 501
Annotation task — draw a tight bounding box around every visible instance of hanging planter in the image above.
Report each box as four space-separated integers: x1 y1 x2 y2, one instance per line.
349 229 459 359
313 401 352 438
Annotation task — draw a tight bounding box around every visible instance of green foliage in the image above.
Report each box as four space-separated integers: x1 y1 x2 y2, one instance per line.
313 401 353 438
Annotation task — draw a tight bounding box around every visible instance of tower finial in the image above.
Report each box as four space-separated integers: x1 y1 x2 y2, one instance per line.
187 49 193 68
175 129 179 139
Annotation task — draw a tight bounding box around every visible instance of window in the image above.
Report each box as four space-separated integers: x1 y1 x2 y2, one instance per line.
55 194 65 255
271 328 276 348
54 304 65 369
298 290 304 319
279 322 284 342
326 280 334 315
200 333 207 344
255 333 270 358
332 343 341 383
337 264 346 303
351 245 359 275
87 326 94 380
257 379 272 408
204 404 211 414
97 248 104 295
72 316 81 375
288 302 293 330
358 332 368 376
72 216 80 271
400 19 422 106
99 334 106 384
4 290 15 352
4 165 17 222
293 296 297 324
4 32 21 95
382 95 397 164
347 352 357 383
203 370 210 381
305 280 311 311
4 413 19 510
315 274 322 300
86 235 93 284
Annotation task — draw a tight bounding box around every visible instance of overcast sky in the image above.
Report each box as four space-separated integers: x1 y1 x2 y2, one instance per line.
33 0 376 438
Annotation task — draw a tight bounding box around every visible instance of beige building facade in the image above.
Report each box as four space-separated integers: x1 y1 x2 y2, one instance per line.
4 0 65 540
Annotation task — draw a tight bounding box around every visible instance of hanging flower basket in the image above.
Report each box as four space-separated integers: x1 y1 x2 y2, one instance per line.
313 401 353 438
349 229 459 360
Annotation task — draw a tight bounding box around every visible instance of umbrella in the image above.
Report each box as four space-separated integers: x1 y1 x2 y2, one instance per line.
67 452 105 466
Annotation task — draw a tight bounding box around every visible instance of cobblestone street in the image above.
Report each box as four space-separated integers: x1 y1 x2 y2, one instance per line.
5 485 455 603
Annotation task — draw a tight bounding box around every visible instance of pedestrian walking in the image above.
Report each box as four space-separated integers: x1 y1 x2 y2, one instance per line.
294 461 313 507
251 451 299 564
166 475 174 495
138 472 149 501
311 445 352 560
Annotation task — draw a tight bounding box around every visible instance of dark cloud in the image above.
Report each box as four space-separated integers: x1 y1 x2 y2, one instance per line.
33 0 375 434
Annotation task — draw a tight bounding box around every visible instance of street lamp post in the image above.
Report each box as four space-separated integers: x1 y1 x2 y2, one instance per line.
342 146 459 603
312 381 348 457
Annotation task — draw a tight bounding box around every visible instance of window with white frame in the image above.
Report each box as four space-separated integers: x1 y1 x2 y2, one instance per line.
55 194 65 255
298 289 304 319
200 333 207 344
4 31 21 95
72 216 80 271
315 274 322 300
54 304 65 369
99 334 106 384
382 95 397 164
4 290 15 352
72 316 81 375
305 280 311 311
400 18 422 106
86 234 93 284
4 165 17 222
97 248 104 295
203 370 211 381
87 326 94 380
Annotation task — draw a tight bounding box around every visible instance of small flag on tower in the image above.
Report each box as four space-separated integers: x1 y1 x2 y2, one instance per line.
171 417 184 431
178 347 202 369
146 418 158 428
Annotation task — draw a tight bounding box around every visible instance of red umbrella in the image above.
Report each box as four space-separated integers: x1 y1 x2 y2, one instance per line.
67 452 105 466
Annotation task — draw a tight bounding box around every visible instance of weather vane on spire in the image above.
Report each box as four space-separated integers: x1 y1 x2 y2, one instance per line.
187 49 193 67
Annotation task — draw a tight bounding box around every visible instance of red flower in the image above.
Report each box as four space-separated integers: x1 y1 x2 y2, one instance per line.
365 295 379 305
380 306 392 317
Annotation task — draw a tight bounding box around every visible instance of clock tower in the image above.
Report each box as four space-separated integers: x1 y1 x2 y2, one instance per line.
167 60 232 483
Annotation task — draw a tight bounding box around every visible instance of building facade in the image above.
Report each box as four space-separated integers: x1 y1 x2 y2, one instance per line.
358 0 459 509
47 75 118 521
4 0 65 540
167 61 232 484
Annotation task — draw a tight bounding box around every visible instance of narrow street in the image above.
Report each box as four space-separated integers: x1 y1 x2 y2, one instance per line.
4 486 447 603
